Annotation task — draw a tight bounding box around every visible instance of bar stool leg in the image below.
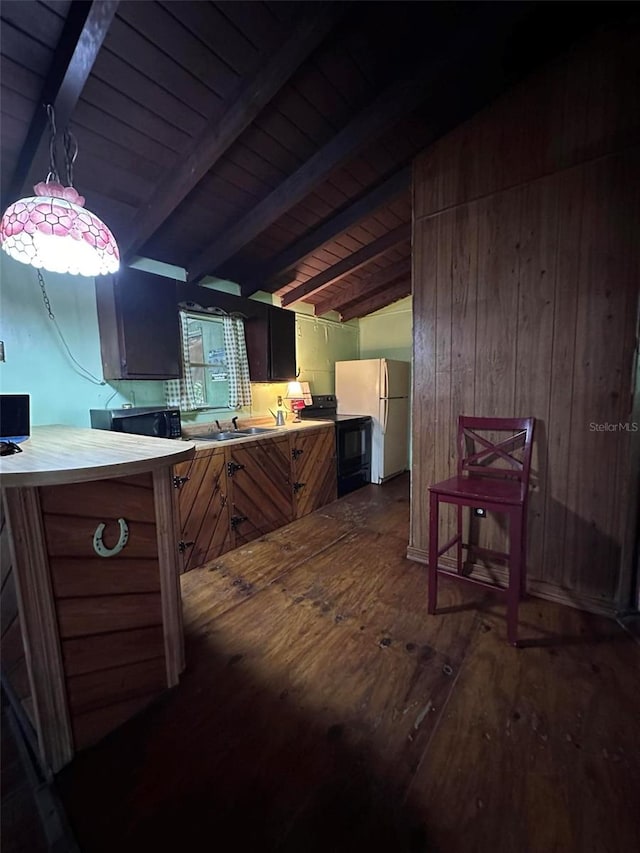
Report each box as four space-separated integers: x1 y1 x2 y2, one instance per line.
520 506 528 599
507 507 523 646
428 491 439 614
456 503 463 573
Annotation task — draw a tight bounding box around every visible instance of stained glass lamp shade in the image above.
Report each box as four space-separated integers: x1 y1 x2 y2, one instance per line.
0 181 119 277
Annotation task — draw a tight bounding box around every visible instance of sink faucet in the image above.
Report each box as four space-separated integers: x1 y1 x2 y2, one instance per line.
232 416 239 431
215 420 222 431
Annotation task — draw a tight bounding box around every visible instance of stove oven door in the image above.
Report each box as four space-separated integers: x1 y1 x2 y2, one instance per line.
336 417 371 496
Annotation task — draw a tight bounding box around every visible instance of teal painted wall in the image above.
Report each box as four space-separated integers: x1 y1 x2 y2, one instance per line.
0 256 360 428
358 296 413 361
0 254 163 426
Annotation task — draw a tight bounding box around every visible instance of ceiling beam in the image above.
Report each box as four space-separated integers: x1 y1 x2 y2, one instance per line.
5 1 118 205
187 6 529 285
280 222 410 307
120 5 339 260
186 32 476 284
339 278 411 322
241 166 411 296
314 256 411 317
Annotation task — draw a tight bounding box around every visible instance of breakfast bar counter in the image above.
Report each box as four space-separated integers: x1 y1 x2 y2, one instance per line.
0 426 195 774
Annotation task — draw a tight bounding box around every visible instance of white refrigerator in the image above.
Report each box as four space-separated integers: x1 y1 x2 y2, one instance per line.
335 358 410 484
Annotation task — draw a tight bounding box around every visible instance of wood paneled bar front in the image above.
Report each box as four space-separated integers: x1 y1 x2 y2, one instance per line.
0 426 194 774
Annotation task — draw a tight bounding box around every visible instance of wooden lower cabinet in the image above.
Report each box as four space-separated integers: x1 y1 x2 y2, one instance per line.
176 426 337 570
174 448 231 571
227 435 293 547
290 427 337 519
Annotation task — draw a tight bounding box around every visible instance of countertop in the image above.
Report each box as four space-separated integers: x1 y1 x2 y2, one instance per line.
0 425 196 487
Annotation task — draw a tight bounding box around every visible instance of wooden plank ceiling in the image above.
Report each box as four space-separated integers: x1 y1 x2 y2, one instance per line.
0 0 626 320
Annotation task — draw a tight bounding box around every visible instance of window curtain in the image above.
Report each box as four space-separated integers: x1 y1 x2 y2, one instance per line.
223 315 252 408
165 310 200 411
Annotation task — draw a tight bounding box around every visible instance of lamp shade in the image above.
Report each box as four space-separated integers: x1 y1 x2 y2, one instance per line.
0 182 119 277
285 381 303 398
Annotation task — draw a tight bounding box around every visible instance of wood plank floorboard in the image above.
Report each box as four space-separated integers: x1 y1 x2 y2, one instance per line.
53 474 640 852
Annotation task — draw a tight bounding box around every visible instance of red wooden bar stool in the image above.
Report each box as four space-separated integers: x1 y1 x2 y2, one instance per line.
428 416 535 646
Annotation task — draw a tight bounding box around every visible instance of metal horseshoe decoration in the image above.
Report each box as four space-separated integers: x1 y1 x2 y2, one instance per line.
92 518 129 558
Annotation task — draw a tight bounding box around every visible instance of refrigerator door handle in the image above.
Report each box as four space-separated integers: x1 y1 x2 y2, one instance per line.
383 359 389 400
381 397 388 434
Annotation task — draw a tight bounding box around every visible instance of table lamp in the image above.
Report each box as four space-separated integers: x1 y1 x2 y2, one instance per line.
285 381 305 422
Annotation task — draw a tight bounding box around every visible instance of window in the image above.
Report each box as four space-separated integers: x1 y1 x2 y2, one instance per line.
184 313 229 409
166 308 251 412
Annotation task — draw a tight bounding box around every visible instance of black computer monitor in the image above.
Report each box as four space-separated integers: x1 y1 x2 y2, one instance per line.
0 394 30 443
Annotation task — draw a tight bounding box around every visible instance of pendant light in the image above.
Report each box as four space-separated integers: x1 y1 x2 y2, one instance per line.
0 105 119 277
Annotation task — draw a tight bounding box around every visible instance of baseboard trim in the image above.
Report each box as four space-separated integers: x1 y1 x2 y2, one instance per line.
405 546 617 618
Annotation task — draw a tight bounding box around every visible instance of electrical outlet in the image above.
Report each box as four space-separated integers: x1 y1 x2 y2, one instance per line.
473 507 487 518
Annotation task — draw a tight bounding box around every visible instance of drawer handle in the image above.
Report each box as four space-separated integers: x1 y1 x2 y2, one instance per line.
93 518 129 558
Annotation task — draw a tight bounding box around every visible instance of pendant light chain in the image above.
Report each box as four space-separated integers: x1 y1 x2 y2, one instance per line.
38 268 55 320
37 269 105 386
45 104 78 186
63 129 78 186
46 104 60 184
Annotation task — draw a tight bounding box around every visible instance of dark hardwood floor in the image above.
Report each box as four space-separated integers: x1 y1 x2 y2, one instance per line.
50 474 639 852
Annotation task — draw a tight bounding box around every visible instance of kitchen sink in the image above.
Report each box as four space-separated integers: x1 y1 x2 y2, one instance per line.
189 431 245 441
188 427 279 442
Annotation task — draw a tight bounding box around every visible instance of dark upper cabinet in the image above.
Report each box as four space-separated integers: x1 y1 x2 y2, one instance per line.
269 305 297 381
95 268 181 380
176 283 297 382
245 305 297 382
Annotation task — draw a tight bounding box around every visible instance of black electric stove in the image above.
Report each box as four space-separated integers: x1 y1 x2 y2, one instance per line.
299 395 372 496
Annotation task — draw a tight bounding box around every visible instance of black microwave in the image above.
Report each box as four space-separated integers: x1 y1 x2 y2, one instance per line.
90 407 182 439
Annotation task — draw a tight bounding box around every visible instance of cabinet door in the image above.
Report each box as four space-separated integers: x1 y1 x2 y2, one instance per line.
269 306 296 380
227 436 293 546
291 427 337 519
96 268 180 380
175 449 231 572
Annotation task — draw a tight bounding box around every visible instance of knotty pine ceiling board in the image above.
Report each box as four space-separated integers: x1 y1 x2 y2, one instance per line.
0 0 64 65
117 2 242 102
0 21 52 79
192 167 272 219
67 123 164 187
0 55 42 103
220 1 296 52
272 86 340 154
253 108 320 166
159 1 260 77
38 0 72 20
223 143 289 202
0 116 26 200
72 99 176 170
80 77 193 156
103 17 219 119
213 157 276 204
234 122 306 183
90 49 207 139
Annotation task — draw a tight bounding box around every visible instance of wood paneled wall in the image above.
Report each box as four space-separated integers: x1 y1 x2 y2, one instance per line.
0 498 34 728
409 25 640 614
